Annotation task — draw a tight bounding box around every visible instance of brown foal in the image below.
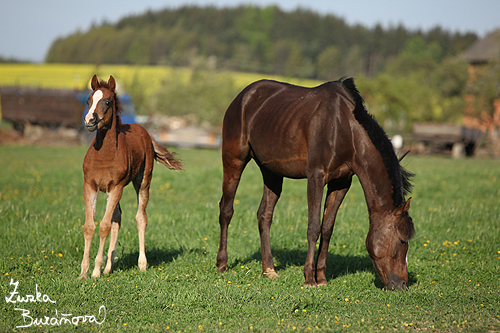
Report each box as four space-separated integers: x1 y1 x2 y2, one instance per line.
79 75 182 279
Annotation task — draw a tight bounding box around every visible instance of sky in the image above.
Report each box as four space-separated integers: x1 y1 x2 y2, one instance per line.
1 0 499 63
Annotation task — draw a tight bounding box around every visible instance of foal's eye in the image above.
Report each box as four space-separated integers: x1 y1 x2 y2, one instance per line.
105 101 111 106
399 238 408 246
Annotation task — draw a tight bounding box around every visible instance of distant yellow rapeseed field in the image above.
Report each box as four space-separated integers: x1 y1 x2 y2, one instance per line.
0 63 321 92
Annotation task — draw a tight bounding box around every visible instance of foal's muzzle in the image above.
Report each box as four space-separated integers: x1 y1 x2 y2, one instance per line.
85 114 100 132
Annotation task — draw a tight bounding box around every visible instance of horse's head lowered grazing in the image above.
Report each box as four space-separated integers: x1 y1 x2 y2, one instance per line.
366 197 414 290
216 77 414 291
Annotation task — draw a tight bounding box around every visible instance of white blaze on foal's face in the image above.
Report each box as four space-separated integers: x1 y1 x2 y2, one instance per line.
85 90 103 124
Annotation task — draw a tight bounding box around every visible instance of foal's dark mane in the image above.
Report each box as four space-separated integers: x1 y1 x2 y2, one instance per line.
340 78 414 208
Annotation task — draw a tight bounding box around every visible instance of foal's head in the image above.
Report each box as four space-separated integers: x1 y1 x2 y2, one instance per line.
84 75 119 132
366 198 414 291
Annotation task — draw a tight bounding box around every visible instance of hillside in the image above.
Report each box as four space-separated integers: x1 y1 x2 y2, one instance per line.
46 5 477 79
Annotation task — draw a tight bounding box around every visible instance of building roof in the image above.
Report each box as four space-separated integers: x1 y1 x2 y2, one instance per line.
462 29 500 64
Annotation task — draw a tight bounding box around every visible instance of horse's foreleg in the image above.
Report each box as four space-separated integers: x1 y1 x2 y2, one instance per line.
216 157 248 273
80 184 98 279
92 187 123 278
134 179 150 272
103 203 122 275
303 173 325 287
257 169 283 279
315 179 351 286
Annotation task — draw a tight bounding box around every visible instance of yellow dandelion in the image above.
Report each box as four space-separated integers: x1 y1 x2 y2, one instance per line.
58 253 63 257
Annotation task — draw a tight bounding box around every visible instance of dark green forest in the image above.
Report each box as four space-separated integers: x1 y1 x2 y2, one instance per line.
46 5 476 79
46 5 490 131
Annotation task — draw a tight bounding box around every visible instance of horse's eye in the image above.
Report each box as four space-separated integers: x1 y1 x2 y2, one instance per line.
105 101 111 106
399 238 408 246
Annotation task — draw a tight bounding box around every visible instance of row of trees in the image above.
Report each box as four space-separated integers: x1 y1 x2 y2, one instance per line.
46 5 476 79
46 5 488 133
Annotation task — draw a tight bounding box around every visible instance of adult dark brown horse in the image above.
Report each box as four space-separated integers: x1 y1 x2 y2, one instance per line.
216 78 414 290
79 75 182 279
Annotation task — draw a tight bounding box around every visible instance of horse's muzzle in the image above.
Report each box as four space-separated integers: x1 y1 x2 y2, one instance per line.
384 274 408 291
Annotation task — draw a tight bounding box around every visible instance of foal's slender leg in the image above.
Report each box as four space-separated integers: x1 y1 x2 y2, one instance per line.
315 179 351 286
133 176 150 272
80 183 98 279
303 172 325 287
103 203 122 275
216 155 249 273
257 168 283 279
92 186 123 278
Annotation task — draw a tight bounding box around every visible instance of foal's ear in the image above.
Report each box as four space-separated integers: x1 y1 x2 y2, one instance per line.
399 197 412 215
108 76 116 92
91 75 99 91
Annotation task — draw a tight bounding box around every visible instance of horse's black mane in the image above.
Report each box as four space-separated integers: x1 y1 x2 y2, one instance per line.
340 77 414 208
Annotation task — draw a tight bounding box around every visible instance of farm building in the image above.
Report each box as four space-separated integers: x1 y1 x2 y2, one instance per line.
461 29 500 141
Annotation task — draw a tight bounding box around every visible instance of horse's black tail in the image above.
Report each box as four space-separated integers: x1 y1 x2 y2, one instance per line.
152 139 183 171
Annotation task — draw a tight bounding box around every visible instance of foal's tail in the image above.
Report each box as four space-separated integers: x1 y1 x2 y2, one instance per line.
152 139 183 171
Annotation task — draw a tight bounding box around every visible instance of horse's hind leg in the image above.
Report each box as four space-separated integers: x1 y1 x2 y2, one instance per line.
103 203 122 275
315 178 351 286
134 174 151 272
80 183 98 279
92 187 123 278
257 167 283 279
216 151 249 273
303 172 326 287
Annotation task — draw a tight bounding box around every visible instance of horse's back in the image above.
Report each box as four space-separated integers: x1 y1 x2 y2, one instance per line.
222 79 356 177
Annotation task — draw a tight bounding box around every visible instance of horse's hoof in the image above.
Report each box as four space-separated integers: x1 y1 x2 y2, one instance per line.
78 274 87 280
302 280 317 287
217 266 227 273
316 279 328 286
263 270 280 279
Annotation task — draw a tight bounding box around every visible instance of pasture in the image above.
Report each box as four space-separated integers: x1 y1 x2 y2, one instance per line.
1 145 499 332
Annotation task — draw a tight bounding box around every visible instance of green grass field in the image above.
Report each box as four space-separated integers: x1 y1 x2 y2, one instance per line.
1 145 499 332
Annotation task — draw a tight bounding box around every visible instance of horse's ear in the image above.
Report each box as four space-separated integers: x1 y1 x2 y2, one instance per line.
399 197 411 215
91 75 99 91
108 76 116 92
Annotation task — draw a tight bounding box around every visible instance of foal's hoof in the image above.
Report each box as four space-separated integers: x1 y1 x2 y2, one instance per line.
217 265 227 273
91 268 101 278
263 269 280 279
